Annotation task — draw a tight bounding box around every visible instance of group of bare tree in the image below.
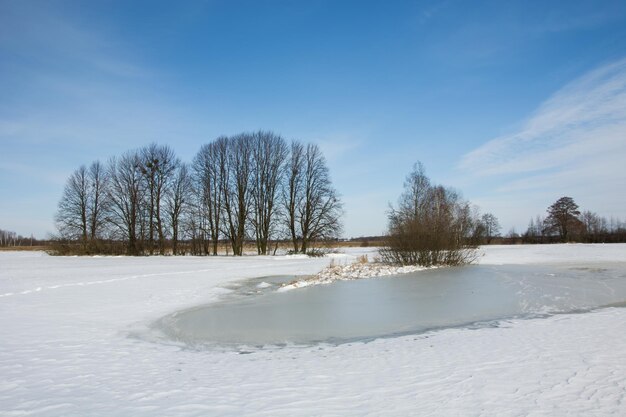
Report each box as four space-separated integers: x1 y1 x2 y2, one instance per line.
189 133 343 256
522 196 626 243
0 229 40 247
54 132 343 256
380 162 490 266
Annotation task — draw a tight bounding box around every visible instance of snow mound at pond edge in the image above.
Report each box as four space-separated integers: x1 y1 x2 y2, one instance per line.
278 261 432 291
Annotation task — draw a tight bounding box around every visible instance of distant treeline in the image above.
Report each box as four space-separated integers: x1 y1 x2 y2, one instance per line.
505 196 626 244
44 145 626 256
0 229 43 247
53 131 343 256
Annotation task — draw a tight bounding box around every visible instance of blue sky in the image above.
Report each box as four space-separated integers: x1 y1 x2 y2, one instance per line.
2 0 626 238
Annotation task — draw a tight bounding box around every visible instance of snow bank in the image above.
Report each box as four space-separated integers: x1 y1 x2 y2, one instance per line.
1 244 625 416
278 260 430 291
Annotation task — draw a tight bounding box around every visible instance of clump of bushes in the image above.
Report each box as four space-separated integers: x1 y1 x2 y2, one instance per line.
379 162 482 267
306 248 327 257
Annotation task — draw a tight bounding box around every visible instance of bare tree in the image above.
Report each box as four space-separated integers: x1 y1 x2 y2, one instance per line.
524 217 539 240
283 142 343 253
55 165 90 246
284 141 305 252
298 143 343 252
580 210 608 242
399 161 431 220
0 229 38 247
222 134 253 256
192 137 228 255
282 142 343 253
250 131 288 254
0 229 17 247
107 151 144 255
165 163 192 255
87 161 109 240
523 214 546 243
139 144 178 255
480 213 501 243
184 205 208 256
55 160 109 250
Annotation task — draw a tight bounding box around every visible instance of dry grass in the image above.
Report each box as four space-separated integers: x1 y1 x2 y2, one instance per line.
13 239 375 256
355 254 369 264
0 245 51 252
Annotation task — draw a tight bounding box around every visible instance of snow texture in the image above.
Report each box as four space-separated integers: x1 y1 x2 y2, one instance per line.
1 244 626 416
278 259 430 291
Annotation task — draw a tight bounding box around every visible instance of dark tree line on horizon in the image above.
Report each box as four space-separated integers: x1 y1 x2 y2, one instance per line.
53 131 343 256
46 144 626 256
519 196 626 244
0 229 43 248
378 164 626 267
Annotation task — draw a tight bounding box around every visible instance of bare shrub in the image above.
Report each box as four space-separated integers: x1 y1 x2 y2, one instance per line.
306 248 327 257
380 162 480 267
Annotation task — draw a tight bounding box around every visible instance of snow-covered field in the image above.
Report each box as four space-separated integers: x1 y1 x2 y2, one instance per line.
1 244 625 416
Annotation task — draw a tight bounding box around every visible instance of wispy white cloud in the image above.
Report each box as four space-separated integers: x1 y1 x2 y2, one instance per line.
461 58 626 176
0 2 203 152
529 6 626 34
317 135 361 162
417 1 451 24
0 2 150 80
459 58 626 226
0 3 204 237
0 161 68 186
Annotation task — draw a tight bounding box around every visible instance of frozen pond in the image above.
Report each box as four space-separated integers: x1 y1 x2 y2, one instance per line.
156 263 626 348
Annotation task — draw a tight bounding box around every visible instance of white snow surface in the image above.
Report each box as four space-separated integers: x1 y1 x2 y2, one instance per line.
1 244 626 416
478 243 626 265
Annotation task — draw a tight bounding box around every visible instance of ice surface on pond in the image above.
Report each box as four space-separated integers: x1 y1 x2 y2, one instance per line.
157 263 626 347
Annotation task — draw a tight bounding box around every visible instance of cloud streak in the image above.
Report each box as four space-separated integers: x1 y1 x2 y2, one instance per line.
460 58 626 177
0 3 205 237
458 58 626 227
0 2 150 81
